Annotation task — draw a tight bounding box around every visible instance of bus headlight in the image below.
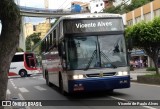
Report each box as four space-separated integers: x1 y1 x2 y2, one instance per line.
73 75 84 79
118 71 123 76
73 75 79 79
118 71 128 76
123 71 128 75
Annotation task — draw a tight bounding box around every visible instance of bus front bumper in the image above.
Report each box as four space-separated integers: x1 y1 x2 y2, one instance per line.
68 76 130 93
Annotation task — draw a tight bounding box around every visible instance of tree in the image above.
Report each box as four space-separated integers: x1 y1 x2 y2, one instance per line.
125 17 160 75
104 0 154 14
0 0 21 103
128 0 153 11
25 33 41 51
16 47 24 52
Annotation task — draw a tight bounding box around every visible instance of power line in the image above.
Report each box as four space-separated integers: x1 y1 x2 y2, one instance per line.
58 0 69 9
64 0 73 9
104 0 130 13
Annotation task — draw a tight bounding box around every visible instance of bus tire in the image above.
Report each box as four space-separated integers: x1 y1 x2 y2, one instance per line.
19 70 27 77
59 74 67 96
45 72 51 87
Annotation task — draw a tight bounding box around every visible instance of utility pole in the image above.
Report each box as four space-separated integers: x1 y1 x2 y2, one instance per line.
44 0 49 9
44 0 50 23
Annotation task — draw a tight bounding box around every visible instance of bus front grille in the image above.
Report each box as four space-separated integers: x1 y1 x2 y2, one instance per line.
86 72 116 78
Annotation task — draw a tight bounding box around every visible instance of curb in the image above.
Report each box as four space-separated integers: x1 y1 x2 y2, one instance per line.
131 80 137 82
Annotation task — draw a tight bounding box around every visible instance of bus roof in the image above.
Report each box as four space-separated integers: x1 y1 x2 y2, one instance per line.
32 13 123 51
60 13 122 20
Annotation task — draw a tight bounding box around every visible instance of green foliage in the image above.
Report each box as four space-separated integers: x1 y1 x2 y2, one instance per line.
125 18 160 48
146 67 156 71
125 17 160 74
130 65 134 71
129 0 152 11
104 4 130 14
25 33 41 51
16 47 24 52
104 0 154 14
144 73 160 78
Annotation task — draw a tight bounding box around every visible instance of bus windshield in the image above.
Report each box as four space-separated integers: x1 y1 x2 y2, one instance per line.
67 35 127 70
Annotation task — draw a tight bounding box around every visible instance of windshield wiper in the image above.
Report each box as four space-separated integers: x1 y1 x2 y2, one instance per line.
100 51 117 68
84 50 97 70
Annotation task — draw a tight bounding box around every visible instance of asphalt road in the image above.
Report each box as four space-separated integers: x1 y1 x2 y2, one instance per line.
5 74 160 109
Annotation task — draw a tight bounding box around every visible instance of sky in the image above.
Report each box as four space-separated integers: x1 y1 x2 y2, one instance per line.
17 0 92 24
16 0 126 24
16 0 93 24
17 0 125 9
1 0 130 32
18 0 91 9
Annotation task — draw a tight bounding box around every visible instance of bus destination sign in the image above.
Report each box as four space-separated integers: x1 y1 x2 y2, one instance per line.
63 19 124 34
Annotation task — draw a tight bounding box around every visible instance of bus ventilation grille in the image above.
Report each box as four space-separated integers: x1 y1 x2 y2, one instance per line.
86 72 116 77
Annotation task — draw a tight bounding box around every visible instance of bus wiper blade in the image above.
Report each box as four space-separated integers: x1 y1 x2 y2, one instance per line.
84 50 97 70
100 51 117 68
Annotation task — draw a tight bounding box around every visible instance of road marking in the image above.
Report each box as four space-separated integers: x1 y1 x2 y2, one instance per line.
109 96 157 109
19 88 29 93
131 82 160 88
34 86 47 91
18 93 31 109
7 89 11 95
109 96 125 100
39 77 44 80
10 80 17 89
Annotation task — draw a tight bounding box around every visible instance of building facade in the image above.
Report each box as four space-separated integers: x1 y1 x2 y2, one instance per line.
71 0 115 13
125 0 160 26
89 0 105 13
124 0 160 67
24 21 51 39
35 22 51 39
24 23 34 38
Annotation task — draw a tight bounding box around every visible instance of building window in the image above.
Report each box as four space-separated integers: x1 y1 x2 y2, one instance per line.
96 4 98 7
127 20 133 26
33 25 36 31
100 3 103 6
135 16 141 24
144 13 151 22
154 9 160 17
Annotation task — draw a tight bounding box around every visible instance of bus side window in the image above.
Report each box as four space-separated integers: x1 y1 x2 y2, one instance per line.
58 41 66 59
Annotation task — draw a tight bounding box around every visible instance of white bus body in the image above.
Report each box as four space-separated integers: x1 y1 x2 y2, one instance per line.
37 13 130 94
9 52 41 77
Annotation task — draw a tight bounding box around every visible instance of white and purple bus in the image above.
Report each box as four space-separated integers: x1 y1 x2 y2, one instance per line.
38 13 130 94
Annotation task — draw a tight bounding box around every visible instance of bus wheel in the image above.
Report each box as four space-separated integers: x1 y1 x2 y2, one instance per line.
19 70 27 77
46 73 51 87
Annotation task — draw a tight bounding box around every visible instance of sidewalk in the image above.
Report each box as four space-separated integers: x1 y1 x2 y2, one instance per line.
130 68 156 81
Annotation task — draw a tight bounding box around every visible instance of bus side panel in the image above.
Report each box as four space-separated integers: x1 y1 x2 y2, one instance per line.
9 62 25 76
47 50 61 87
